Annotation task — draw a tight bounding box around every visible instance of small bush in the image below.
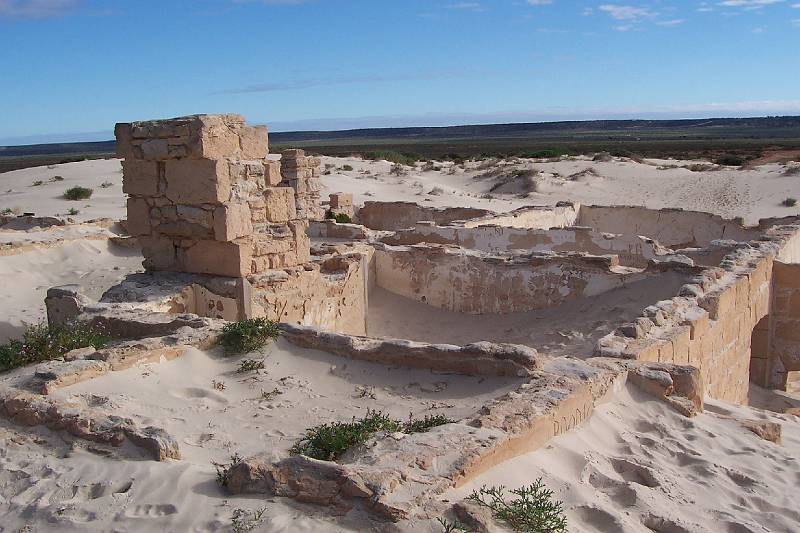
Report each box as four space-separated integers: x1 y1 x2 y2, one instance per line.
467 480 568 532
437 518 470 532
218 318 280 354
67 208 80 216
0 322 109 373
1 208 13 215
715 154 745 167
50 175 64 182
31 180 44 187
63 186 93 200
237 359 265 373
290 410 453 461
213 453 244 488
390 163 407 177
592 152 613 162
782 197 797 207
341 164 354 172
100 181 114 188
325 210 352 224
232 507 267 533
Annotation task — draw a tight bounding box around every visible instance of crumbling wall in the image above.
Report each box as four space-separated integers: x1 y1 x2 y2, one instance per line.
249 254 368 335
357 201 492 231
116 114 311 278
762 261 800 389
280 149 324 221
577 205 761 248
381 223 665 268
463 203 580 230
374 244 659 314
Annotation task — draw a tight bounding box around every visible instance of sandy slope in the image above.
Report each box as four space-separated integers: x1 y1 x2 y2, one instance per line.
447 385 800 533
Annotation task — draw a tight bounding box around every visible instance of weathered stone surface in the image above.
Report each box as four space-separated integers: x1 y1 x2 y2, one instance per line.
213 203 252 241
181 239 252 277
122 160 160 196
739 419 782 444
45 285 91 327
629 362 704 416
126 197 151 236
165 159 231 204
279 324 539 377
125 426 182 460
263 187 296 223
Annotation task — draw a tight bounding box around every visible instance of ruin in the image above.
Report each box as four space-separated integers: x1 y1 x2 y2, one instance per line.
2 114 799 528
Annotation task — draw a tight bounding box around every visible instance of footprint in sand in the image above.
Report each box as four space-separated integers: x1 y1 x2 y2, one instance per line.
609 457 661 488
124 503 178 518
571 505 622 531
641 513 706 533
171 387 229 405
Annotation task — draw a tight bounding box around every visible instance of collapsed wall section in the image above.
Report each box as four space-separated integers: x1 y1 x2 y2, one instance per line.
115 115 309 278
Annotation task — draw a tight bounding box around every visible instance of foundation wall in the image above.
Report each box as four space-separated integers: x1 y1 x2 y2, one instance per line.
249 254 368 335
374 245 652 314
577 205 761 247
463 204 580 230
765 261 800 389
357 202 492 231
381 223 663 268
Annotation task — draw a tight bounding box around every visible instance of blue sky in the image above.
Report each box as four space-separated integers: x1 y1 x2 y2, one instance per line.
0 0 799 144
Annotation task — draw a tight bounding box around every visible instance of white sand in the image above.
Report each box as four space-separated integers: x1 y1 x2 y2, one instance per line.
0 155 799 531
448 385 800 533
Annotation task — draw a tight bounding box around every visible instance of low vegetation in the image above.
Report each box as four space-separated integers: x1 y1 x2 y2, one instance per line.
100 181 114 188
364 150 422 166
67 208 79 216
231 507 267 533
63 186 93 200
213 452 244 488
31 180 44 187
237 359 265 373
218 318 280 354
50 175 64 182
325 210 352 224
0 322 109 373
464 480 568 532
782 197 797 207
715 154 745 167
341 164 354 171
290 409 454 462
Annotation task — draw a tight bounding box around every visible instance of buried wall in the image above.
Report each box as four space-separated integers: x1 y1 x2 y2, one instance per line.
381 223 665 268
373 244 664 314
576 205 762 248
357 201 492 231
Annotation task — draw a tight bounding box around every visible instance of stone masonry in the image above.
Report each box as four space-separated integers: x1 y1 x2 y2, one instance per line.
115 114 310 278
280 149 324 221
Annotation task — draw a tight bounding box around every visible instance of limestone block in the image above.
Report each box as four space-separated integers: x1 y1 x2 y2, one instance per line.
282 148 305 159
739 419 782 444
140 138 169 160
238 125 269 158
265 160 282 186
165 159 231 204
263 187 296 223
140 236 179 271
330 193 353 208
122 160 160 196
213 203 253 241
126 197 151 236
182 239 252 277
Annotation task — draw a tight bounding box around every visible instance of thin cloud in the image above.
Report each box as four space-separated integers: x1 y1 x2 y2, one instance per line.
0 0 78 18
216 71 474 95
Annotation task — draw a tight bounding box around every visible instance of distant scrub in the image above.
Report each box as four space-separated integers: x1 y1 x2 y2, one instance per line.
340 164 354 172
782 197 797 207
364 150 422 166
518 149 572 159
325 210 352 224
715 154 745 166
63 186 93 200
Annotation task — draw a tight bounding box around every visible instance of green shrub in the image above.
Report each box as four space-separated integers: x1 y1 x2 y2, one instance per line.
341 164 354 171
213 453 244 488
63 186 93 200
715 154 744 166
364 150 422 166
237 359 265 373
782 197 797 207
0 322 109 373
466 480 567 532
290 409 454 461
325 210 352 224
67 208 79 216
218 318 280 354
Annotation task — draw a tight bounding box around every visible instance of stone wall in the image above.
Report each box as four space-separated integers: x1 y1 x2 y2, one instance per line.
374 244 667 314
357 201 492 231
576 205 761 248
381 222 666 268
463 203 580 230
280 149 324 221
763 261 800 389
115 114 310 278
